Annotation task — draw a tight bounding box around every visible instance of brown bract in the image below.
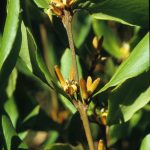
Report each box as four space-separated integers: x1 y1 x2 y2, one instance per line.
54 66 100 100
50 0 75 17
54 65 78 96
80 76 101 101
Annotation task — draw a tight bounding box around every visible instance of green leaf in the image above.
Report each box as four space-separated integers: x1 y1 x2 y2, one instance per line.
24 29 69 98
17 24 54 90
61 48 82 80
45 143 83 150
92 13 134 26
108 122 130 145
0 0 20 69
0 33 2 45
93 20 121 58
59 49 81 113
107 71 150 125
43 131 59 147
72 10 91 48
33 0 49 8
59 94 77 114
16 57 51 91
19 22 32 72
140 134 150 150
17 57 69 105
4 97 19 127
6 68 18 98
40 24 58 79
81 0 149 27
58 48 84 113
2 115 17 150
104 58 116 78
95 32 149 95
23 105 40 122
60 49 72 80
1 115 28 150
0 24 21 94
27 29 53 88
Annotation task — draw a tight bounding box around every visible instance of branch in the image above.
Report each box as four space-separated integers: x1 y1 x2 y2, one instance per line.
62 10 79 83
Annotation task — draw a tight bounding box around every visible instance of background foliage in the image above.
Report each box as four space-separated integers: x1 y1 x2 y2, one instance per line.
0 0 149 149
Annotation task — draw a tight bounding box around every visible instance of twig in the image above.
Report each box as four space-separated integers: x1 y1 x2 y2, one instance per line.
73 101 95 150
62 9 95 150
62 10 79 83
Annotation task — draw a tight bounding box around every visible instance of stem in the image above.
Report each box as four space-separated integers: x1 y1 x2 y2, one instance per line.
62 10 79 83
62 9 94 150
73 101 95 150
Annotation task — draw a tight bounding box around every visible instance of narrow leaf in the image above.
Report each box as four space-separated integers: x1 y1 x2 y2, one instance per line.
1 115 27 150
19 22 32 72
140 134 150 150
33 0 49 8
95 32 149 95
81 0 149 27
107 71 150 125
0 0 20 69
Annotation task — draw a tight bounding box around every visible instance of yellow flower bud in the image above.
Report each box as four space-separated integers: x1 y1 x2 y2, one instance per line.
87 76 92 92
88 78 100 95
98 140 104 150
54 65 66 87
100 108 108 125
71 84 78 92
92 36 99 49
50 5 63 16
80 79 88 100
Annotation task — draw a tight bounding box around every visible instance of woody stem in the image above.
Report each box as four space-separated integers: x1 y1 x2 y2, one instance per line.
62 10 79 83
73 101 95 150
62 9 94 150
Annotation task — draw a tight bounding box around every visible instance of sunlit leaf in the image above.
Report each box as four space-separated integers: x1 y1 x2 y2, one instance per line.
26 29 54 88
0 25 21 94
59 94 77 114
4 97 19 127
107 71 150 125
0 0 20 69
92 13 134 26
95 32 149 95
43 131 59 147
1 115 27 150
140 134 150 150
6 68 18 98
23 105 40 122
61 48 82 80
79 0 149 27
0 33 2 45
32 0 49 8
19 22 32 72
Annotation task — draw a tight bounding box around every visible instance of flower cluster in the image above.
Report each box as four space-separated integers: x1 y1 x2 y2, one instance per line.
54 65 78 96
50 0 75 17
54 66 100 101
